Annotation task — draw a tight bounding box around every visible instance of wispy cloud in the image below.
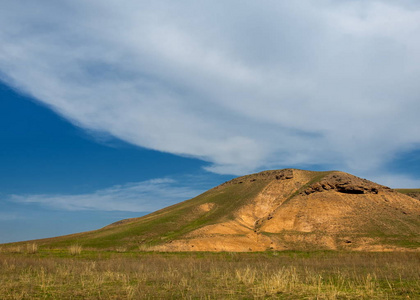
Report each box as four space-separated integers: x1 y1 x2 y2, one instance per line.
1 1 420 175
0 213 21 221
9 178 204 212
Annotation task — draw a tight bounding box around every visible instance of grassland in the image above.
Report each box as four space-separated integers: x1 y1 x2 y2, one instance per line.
395 189 420 194
0 247 419 299
396 189 420 201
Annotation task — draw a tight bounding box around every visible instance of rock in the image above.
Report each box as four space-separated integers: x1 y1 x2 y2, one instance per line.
283 169 294 179
301 172 390 196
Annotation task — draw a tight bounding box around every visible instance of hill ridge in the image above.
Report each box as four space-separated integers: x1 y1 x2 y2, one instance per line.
4 169 420 252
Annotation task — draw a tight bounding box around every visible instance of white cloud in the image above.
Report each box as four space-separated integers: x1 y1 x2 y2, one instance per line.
9 178 204 212
368 173 420 189
1 1 420 176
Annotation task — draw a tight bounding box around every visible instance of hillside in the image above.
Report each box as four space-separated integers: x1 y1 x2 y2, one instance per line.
10 169 420 251
396 189 420 201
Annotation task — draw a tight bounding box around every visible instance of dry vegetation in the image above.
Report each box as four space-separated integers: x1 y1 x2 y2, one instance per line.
26 243 39 254
68 244 83 256
0 250 419 299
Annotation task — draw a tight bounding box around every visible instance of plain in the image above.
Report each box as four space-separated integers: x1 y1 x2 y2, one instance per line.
0 247 419 299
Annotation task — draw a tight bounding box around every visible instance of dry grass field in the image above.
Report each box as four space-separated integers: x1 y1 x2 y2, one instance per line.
0 248 419 299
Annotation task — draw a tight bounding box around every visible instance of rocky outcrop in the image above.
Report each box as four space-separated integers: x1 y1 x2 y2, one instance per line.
217 169 296 188
302 172 391 195
275 169 294 180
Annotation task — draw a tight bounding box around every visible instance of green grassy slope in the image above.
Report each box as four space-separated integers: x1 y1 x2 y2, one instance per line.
29 174 272 250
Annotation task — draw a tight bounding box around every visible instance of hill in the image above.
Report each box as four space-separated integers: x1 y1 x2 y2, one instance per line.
9 169 420 251
395 189 420 201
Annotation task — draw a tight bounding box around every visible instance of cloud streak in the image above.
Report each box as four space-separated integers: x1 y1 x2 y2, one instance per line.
10 178 204 212
1 1 420 176
0 213 21 221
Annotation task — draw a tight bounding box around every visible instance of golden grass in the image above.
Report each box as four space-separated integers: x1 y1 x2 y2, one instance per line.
138 244 151 251
0 251 419 299
25 243 38 254
4 245 23 253
68 244 82 255
115 246 127 253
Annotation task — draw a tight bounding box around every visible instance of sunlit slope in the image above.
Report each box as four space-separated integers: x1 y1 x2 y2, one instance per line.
16 169 420 251
30 171 277 249
155 170 420 252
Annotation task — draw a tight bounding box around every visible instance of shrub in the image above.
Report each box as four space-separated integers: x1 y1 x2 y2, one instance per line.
26 243 38 254
115 247 127 253
68 245 82 255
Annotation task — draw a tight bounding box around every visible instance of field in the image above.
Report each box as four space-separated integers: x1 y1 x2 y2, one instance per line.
0 247 419 299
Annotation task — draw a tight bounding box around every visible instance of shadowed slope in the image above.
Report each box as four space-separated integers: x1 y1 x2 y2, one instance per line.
7 169 420 251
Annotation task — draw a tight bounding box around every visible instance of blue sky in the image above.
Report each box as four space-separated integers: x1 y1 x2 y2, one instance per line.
1 1 420 243
0 82 231 242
